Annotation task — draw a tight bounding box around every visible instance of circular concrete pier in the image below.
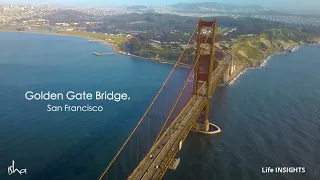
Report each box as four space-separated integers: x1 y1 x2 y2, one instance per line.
191 123 221 135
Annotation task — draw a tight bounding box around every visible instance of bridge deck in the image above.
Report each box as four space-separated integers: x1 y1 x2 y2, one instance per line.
128 60 230 180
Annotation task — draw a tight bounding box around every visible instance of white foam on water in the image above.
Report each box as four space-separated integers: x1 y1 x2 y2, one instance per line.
228 68 251 85
292 46 300 52
260 55 272 67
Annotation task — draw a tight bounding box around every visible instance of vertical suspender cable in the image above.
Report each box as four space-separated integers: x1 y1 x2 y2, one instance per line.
98 24 198 180
154 20 217 143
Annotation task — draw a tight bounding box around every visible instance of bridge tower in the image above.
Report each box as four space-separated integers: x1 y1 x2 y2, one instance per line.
192 18 221 134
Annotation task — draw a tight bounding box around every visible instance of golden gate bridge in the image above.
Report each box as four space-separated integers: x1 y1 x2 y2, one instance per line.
98 18 236 180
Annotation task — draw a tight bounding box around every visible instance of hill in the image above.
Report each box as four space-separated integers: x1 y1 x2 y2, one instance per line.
124 27 318 66
169 2 273 13
126 5 148 10
95 14 296 36
230 29 310 66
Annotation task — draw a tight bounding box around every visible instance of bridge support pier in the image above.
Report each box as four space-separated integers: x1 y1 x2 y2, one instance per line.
191 118 221 135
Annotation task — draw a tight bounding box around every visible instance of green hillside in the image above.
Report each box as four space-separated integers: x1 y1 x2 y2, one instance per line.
231 29 310 66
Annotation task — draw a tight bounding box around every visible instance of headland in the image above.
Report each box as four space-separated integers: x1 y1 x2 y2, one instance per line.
1 28 319 81
227 29 320 84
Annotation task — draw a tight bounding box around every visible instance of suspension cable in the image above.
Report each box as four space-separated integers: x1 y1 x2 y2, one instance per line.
98 24 199 180
125 20 218 179
154 19 217 143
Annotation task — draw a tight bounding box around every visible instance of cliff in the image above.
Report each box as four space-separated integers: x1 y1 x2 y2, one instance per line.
230 29 310 67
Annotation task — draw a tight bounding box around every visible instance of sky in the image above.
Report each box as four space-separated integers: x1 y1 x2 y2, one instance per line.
3 0 320 11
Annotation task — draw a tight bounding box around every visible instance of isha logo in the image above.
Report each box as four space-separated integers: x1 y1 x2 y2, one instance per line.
8 160 27 175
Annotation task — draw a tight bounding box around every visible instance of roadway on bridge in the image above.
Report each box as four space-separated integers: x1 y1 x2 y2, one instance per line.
128 54 232 180
129 87 207 180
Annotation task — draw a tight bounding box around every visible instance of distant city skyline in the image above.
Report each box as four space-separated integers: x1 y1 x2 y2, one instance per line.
2 0 320 11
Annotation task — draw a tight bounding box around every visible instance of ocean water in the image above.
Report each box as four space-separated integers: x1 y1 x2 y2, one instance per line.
165 44 320 180
0 32 320 180
0 32 189 180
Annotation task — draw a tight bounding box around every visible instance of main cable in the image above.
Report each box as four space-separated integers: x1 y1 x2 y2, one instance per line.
98 24 199 180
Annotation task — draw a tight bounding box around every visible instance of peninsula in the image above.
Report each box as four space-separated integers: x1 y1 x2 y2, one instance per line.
1 7 320 78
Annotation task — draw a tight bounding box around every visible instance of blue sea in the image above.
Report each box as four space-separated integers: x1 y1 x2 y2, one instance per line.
0 32 319 180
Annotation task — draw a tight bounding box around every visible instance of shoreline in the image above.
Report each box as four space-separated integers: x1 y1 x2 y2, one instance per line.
228 46 300 85
0 29 191 68
1 30 319 82
111 44 192 68
228 42 320 85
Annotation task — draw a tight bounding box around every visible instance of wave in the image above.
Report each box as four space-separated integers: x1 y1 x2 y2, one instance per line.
228 68 251 85
260 55 272 67
292 46 300 52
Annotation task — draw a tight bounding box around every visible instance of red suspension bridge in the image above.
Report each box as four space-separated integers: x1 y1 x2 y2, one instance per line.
99 18 236 180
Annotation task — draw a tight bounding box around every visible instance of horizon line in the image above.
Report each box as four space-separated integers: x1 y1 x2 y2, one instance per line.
1 2 320 13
